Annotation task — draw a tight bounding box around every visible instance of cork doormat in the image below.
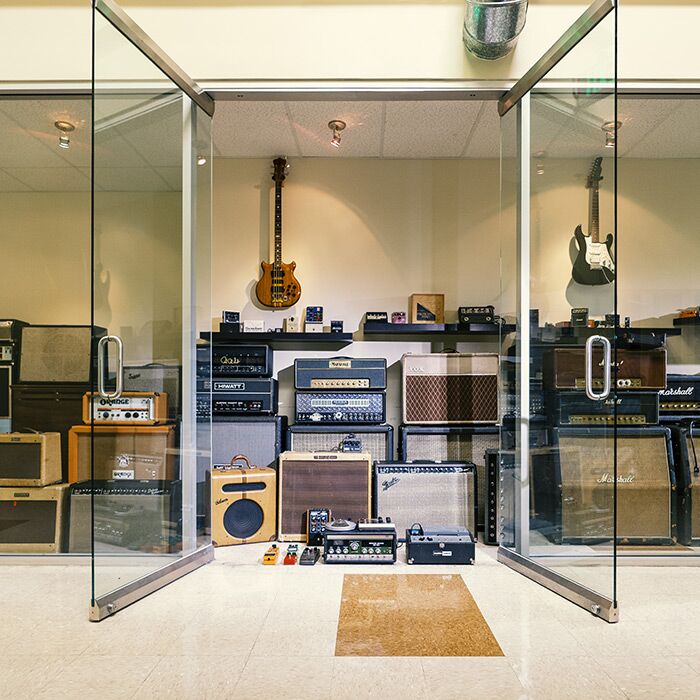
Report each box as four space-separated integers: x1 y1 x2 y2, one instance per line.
335 574 503 657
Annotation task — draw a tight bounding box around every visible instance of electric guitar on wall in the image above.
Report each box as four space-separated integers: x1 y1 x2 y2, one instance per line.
571 157 615 286
255 157 302 308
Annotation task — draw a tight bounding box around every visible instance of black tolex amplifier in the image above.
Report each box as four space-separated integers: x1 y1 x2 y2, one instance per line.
659 375 700 419
556 391 660 426
209 345 273 377
406 526 475 565
294 357 387 390
198 378 278 416
295 391 386 424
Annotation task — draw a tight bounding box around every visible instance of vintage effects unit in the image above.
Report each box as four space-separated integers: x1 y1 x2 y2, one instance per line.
322 518 397 564
83 392 169 425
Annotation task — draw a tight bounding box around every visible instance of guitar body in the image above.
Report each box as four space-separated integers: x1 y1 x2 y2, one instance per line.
255 260 301 308
572 225 615 286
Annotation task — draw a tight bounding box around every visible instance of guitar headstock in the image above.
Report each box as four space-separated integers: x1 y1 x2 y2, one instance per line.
272 157 289 185
586 157 603 189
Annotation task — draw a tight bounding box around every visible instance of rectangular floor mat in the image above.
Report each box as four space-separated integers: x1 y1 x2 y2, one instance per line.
335 574 503 656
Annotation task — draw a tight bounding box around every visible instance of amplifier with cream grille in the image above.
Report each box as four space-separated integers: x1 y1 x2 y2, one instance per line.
287 425 393 463
401 353 499 425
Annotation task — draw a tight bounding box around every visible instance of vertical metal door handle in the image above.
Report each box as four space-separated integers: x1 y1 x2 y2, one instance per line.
97 335 124 400
585 334 612 401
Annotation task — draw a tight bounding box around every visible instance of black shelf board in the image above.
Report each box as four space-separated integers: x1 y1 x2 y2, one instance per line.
201 331 353 351
533 326 680 348
673 316 700 326
361 322 515 339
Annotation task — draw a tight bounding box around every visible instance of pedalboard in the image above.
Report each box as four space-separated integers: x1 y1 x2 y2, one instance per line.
307 508 331 546
82 392 169 425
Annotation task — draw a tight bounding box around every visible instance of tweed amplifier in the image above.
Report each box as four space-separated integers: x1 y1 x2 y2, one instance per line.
124 363 181 419
69 480 181 553
295 391 385 424
0 432 61 486
659 375 700 417
208 416 286 469
556 391 660 426
402 353 499 425
68 425 177 482
287 425 393 463
294 357 387 390
210 345 273 377
203 378 278 415
278 451 372 541
373 462 477 541
82 392 170 425
544 347 667 391
0 483 69 553
0 365 10 433
211 460 276 546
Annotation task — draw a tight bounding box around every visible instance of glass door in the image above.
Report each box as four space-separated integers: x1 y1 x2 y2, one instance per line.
90 0 213 620
498 0 619 621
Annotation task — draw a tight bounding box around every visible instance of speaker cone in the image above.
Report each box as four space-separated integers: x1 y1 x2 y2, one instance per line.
223 499 264 539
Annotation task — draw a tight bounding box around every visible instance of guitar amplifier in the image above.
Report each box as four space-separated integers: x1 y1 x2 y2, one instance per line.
124 363 181 420
544 347 667 391
68 425 177 483
210 345 273 378
287 424 393 463
278 451 372 541
0 483 69 553
402 353 499 425
294 357 387 390
0 433 62 486
670 424 700 545
373 462 477 541
68 480 181 553
208 416 286 469
295 391 386 424
82 392 170 425
659 375 700 419
0 320 27 384
0 365 10 433
555 391 660 426
18 325 106 384
200 378 278 416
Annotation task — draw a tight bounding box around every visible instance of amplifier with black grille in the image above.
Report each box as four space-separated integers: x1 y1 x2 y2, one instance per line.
373 461 476 541
660 375 700 420
555 391 660 426
208 416 286 469
401 353 499 425
287 425 393 463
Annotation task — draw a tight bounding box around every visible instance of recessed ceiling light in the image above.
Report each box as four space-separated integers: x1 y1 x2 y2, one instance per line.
197 155 207 166
54 120 75 150
328 120 346 149
602 120 622 149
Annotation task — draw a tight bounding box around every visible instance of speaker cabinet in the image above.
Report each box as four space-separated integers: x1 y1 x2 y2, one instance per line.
210 416 286 468
287 424 393 462
124 363 182 420
278 451 372 541
0 432 61 486
670 425 700 545
68 425 177 483
0 483 69 552
211 466 276 546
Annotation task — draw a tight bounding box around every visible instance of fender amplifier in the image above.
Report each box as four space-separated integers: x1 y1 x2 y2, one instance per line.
278 451 372 541
373 461 477 541
124 363 181 419
68 480 181 553
556 391 660 426
0 483 69 552
0 366 10 433
660 375 700 419
294 357 387 390
208 416 286 469
402 353 499 425
0 432 61 486
287 425 393 463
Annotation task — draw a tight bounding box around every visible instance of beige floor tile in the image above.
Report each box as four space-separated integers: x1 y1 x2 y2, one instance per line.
487 616 587 658
331 657 427 700
233 656 332 700
251 616 338 657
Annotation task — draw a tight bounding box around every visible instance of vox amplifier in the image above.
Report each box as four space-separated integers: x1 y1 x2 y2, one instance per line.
556 391 660 426
82 392 169 425
659 375 700 417
0 483 69 553
0 432 62 486
295 391 385 424
205 378 278 415
544 347 667 391
373 462 477 541
287 424 393 463
278 451 372 541
210 345 273 377
402 353 499 425
294 357 387 390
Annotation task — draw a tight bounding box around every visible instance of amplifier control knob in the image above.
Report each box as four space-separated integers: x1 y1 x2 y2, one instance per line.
342 547 349 554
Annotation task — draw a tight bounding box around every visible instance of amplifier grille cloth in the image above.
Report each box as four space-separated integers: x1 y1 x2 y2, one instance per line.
210 421 281 468
289 431 390 462
405 375 498 423
0 501 55 544
20 327 93 383
0 444 41 479
558 434 671 541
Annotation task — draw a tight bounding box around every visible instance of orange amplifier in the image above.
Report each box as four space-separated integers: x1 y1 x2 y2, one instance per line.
82 392 169 425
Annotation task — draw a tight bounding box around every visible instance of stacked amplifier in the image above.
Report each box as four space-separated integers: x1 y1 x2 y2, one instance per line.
0 319 27 433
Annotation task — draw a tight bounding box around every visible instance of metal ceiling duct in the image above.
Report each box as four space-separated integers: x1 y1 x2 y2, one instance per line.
463 0 529 60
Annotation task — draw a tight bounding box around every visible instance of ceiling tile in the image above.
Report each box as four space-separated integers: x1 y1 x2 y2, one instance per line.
117 102 183 167
0 169 31 192
463 102 500 158
4 167 90 192
92 166 173 192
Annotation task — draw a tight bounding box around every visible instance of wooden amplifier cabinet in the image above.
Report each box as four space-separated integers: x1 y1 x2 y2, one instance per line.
82 391 169 425
0 432 62 487
0 483 69 553
278 451 372 542
211 465 276 546
68 425 177 483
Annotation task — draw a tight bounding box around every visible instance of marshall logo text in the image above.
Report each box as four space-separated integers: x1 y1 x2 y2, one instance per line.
596 473 635 484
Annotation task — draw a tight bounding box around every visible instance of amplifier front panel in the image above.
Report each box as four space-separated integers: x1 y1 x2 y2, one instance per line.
19 326 96 383
210 417 285 468
288 427 392 462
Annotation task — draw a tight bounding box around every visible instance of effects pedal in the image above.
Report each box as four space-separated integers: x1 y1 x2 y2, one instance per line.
263 544 279 565
283 544 299 565
300 547 320 566
307 508 332 546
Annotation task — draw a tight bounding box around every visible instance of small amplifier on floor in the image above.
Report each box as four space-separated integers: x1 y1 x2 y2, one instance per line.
406 526 475 565
323 518 397 564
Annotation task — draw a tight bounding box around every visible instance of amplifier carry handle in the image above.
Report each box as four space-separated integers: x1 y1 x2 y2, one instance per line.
97 335 124 401
585 335 612 402
229 454 252 469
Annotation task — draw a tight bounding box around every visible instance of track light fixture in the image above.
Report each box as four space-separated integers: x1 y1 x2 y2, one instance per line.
602 121 621 149
328 120 346 149
54 120 75 150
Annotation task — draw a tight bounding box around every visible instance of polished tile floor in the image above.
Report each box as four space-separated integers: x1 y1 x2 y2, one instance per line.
2 544 700 699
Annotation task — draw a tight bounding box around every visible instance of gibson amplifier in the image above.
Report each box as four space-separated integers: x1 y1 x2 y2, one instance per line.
211 460 276 546
406 526 475 565
278 451 372 541
204 378 278 415
659 375 700 417
208 416 286 469
0 483 69 553
68 425 177 482
544 347 667 391
0 432 61 486
210 345 273 377
373 462 477 541
402 353 499 425
323 520 397 564
68 480 181 553
294 357 387 390
287 425 393 463
556 391 660 426
295 391 386 424
82 392 169 425
459 306 495 324
124 363 181 419
0 365 10 433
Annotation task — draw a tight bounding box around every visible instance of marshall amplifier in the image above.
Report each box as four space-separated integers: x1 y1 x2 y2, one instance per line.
0 432 62 486
278 451 372 541
670 425 699 545
295 391 385 424
659 375 700 418
294 357 387 390
210 345 272 378
82 392 170 425
544 347 667 391
208 416 286 469
68 480 181 553
373 462 477 541
202 378 278 416
0 483 69 553
556 391 660 426
124 363 181 420
287 425 393 463
0 365 10 433
402 353 499 425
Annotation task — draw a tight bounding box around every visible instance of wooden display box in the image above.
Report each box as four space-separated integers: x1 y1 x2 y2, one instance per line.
409 294 445 324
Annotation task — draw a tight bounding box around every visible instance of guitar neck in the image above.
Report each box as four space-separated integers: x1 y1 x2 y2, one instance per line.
274 180 282 266
590 184 600 243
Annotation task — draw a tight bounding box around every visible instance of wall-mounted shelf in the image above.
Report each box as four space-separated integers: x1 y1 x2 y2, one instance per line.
673 316 700 327
533 326 681 348
361 322 515 340
200 331 353 351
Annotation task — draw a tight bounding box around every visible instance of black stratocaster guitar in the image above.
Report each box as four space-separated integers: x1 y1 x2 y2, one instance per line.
572 157 615 286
